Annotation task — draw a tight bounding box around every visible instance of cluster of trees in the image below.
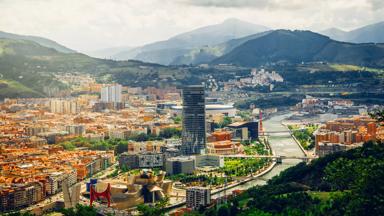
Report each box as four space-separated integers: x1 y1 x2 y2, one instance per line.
235 95 304 109
220 158 270 177
193 141 384 216
288 124 318 150
137 197 169 216
212 116 233 129
243 141 269 155
60 127 181 152
58 204 98 216
166 173 231 186
60 137 128 154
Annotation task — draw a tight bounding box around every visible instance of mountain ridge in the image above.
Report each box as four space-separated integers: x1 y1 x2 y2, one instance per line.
112 18 270 64
212 29 384 67
320 21 384 43
0 30 76 53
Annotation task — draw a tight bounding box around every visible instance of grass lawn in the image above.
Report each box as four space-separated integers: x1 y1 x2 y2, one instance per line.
329 64 384 73
307 191 345 201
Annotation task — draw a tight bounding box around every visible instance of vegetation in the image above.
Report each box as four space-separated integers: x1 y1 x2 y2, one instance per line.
60 128 181 152
235 94 305 109
329 64 384 73
194 141 384 216
167 173 231 187
58 204 97 216
59 137 128 154
288 124 318 150
220 158 270 177
370 109 384 124
213 30 384 68
2 211 34 216
243 140 270 155
137 197 170 216
213 116 233 129
172 116 181 124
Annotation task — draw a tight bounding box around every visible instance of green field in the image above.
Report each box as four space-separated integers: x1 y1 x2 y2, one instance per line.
329 63 384 73
0 79 43 98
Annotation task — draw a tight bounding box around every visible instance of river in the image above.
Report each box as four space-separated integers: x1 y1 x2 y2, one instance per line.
211 113 304 198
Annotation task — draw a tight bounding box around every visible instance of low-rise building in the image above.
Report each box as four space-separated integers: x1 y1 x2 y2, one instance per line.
165 156 196 175
119 152 164 169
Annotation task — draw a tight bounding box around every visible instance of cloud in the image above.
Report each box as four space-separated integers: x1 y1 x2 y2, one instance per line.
0 0 382 51
182 0 313 10
368 0 384 10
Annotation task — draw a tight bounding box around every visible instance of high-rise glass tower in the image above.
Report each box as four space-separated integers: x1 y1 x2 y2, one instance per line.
181 85 206 155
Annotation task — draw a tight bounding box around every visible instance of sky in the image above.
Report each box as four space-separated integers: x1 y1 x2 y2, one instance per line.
0 0 383 52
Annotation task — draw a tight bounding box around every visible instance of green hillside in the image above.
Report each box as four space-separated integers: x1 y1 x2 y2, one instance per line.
0 30 75 53
191 141 384 216
212 30 384 68
0 38 185 99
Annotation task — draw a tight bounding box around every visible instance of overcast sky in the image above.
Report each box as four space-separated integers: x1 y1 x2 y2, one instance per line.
0 0 383 52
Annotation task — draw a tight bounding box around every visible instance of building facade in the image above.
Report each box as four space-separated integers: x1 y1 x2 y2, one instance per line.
101 84 122 103
186 187 211 210
165 156 196 175
181 85 206 155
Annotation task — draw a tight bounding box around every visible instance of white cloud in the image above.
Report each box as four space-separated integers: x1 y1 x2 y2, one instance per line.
0 0 382 51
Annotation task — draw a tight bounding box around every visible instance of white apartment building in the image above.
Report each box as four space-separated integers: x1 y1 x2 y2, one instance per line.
101 84 122 103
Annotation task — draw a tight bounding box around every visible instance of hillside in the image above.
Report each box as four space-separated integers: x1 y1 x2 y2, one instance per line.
171 31 272 65
194 141 384 215
0 30 75 53
0 38 187 99
112 18 269 64
321 21 384 43
212 30 384 67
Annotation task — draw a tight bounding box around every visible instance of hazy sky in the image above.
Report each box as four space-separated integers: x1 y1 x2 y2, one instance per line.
0 0 383 52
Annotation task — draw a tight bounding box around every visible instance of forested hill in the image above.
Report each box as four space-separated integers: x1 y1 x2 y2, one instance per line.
197 141 384 216
0 38 182 99
212 30 384 68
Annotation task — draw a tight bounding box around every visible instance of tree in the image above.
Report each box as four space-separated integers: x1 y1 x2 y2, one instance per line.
217 205 230 216
155 196 170 209
60 204 97 216
219 117 232 128
6 212 34 216
173 116 181 124
324 158 357 191
115 142 128 154
369 109 384 124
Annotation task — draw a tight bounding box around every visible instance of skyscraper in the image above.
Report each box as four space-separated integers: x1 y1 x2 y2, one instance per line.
100 84 122 103
181 85 206 155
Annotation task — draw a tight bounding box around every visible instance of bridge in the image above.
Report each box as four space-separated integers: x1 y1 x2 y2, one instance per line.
218 154 317 163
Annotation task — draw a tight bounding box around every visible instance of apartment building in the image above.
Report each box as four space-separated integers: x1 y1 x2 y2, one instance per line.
186 187 211 210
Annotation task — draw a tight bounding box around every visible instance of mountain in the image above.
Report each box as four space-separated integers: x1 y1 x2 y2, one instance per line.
112 18 269 64
171 31 272 65
86 46 133 59
320 27 347 41
0 38 184 99
321 21 384 43
0 30 75 53
212 30 384 67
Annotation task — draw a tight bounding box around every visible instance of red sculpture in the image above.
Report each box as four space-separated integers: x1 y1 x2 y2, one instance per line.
90 183 111 207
